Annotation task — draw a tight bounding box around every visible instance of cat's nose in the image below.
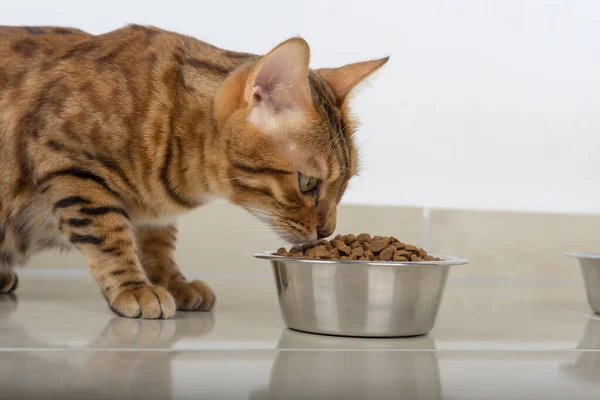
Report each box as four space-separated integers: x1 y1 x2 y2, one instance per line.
317 227 333 240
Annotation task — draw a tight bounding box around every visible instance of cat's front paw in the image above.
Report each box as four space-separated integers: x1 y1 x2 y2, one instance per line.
109 285 176 319
0 271 18 294
169 280 216 311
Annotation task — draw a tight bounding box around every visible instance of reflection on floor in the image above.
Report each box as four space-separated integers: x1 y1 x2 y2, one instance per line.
1 271 599 399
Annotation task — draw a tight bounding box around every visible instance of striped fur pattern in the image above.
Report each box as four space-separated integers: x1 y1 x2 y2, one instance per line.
0 25 388 318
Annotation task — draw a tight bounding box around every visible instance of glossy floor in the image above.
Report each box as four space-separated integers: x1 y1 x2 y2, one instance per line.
1 269 600 399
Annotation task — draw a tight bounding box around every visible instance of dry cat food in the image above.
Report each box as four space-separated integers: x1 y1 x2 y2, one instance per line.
277 234 442 262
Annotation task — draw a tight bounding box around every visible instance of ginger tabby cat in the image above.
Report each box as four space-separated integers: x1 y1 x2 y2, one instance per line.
0 25 388 319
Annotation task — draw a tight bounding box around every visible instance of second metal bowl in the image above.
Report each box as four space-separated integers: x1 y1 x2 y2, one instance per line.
565 252 600 314
253 252 468 337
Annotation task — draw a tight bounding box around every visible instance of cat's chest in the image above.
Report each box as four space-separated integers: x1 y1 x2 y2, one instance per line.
130 193 216 227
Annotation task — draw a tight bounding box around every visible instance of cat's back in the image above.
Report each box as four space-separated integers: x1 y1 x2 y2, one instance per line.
0 26 91 73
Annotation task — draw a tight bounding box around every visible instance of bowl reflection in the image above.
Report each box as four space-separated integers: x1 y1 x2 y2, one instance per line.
250 329 443 400
560 318 600 383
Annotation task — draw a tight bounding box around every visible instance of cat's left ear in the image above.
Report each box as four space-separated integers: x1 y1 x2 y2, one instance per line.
316 57 389 104
245 38 311 131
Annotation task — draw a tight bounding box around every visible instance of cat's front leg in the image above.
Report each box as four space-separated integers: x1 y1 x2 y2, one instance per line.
45 180 175 319
136 225 216 311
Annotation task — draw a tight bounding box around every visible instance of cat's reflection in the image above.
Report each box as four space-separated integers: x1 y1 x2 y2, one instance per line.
0 297 215 400
250 329 443 400
560 318 600 383
0 294 80 399
80 312 216 399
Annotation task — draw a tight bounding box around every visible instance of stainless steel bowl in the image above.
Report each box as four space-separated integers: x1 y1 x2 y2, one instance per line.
565 252 600 314
253 252 468 337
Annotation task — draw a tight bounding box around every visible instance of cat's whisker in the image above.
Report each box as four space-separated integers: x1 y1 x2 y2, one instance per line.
246 211 275 221
324 140 337 159
211 224 271 231
221 228 274 235
211 176 243 184
241 205 279 220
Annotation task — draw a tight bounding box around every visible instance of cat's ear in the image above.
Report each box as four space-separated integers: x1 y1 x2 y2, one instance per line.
245 38 311 131
316 57 389 104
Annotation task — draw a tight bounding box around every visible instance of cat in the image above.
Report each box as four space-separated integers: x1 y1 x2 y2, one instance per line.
0 24 388 319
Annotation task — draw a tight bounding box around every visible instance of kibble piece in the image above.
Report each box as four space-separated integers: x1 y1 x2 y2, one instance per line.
394 255 408 262
332 240 343 248
291 252 304 258
334 240 352 256
336 243 352 256
359 256 367 261
395 249 410 258
424 255 435 261
314 245 330 258
317 239 331 248
364 249 374 259
393 242 405 250
333 234 344 241
393 250 407 259
390 236 399 243
340 256 351 260
344 234 356 245
277 247 287 255
379 246 395 261
350 242 360 249
419 248 428 257
362 242 371 250
369 240 387 253
410 254 422 262
356 233 371 244
381 237 391 247
373 235 382 241
351 247 364 257
404 244 419 254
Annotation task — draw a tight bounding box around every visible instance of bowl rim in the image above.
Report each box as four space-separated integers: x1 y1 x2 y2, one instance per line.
564 252 600 260
253 251 468 266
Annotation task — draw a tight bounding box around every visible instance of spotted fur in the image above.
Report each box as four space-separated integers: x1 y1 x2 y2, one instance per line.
0 24 388 318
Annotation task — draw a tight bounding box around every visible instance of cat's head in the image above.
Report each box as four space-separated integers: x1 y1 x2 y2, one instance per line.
213 38 388 244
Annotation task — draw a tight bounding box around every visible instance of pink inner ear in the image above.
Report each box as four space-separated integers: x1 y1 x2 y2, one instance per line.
254 53 290 95
250 40 310 112
246 38 311 131
254 41 306 93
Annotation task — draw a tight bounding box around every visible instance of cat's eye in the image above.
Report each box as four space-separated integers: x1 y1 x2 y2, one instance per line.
298 173 319 194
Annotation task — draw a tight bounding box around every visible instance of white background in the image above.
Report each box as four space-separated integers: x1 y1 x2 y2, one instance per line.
2 0 599 214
